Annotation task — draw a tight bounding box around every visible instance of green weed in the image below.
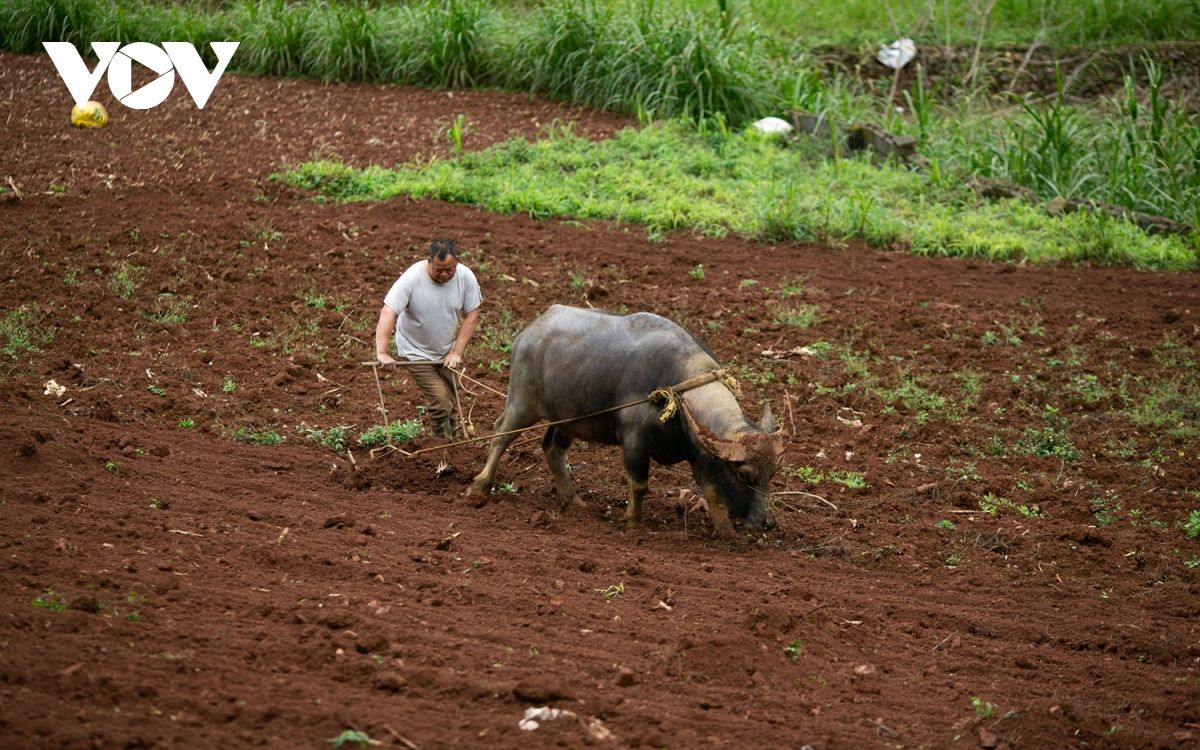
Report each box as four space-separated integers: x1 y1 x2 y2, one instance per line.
147 294 189 325
301 424 348 453
1178 510 1200 539
358 419 423 448
782 465 823 484
1016 424 1080 462
972 697 996 718
108 261 144 300
222 375 237 394
231 428 285 446
772 303 822 327
31 588 67 612
1 304 55 359
827 470 867 489
327 730 371 749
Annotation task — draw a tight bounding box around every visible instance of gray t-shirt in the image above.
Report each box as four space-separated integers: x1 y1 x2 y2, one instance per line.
383 260 481 361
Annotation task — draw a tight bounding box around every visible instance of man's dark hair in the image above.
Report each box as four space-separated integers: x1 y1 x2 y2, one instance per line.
428 238 458 260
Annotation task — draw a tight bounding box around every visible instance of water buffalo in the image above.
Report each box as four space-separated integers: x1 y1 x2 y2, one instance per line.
467 305 786 537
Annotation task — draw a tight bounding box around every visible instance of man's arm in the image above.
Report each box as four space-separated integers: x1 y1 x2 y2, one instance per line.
375 305 399 369
444 307 480 371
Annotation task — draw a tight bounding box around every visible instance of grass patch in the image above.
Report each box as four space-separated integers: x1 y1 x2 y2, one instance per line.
230 427 285 446
358 419 423 448
281 123 1195 269
146 294 189 325
301 423 348 453
875 373 951 424
1 304 55 359
1015 423 1081 462
1126 377 1200 438
108 261 144 300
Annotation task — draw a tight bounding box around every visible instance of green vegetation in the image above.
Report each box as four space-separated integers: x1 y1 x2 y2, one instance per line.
301 424 348 453
222 375 237 394
972 696 996 718
652 0 1200 45
1016 423 1081 462
30 588 67 613
772 303 822 327
827 469 867 489
950 61 1200 230
7 0 1196 250
875 373 950 424
108 261 144 300
358 419 423 448
231 427 285 445
936 519 955 530
147 294 189 325
1 304 55 359
1179 510 1200 539
327 730 372 749
178 418 196 428
284 118 1195 267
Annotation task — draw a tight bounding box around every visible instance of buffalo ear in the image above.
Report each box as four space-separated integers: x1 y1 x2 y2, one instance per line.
760 405 775 433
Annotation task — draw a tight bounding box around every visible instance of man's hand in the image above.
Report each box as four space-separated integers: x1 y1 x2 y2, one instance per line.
375 305 400 370
444 351 463 371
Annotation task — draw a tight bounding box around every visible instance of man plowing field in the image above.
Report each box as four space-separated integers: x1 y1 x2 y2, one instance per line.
374 238 481 439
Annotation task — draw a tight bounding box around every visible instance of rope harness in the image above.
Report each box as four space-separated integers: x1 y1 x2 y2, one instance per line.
361 362 740 460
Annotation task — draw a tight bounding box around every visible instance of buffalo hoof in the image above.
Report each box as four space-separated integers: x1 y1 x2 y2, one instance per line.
711 525 737 542
619 516 646 531
564 498 589 515
464 480 491 507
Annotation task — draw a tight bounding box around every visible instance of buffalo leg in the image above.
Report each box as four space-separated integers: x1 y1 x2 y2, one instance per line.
620 442 651 528
543 426 586 513
467 406 536 497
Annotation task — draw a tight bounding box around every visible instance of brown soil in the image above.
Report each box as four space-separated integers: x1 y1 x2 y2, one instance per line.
3 50 1200 750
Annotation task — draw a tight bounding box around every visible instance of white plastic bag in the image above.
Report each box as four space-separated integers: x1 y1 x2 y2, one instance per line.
877 38 916 70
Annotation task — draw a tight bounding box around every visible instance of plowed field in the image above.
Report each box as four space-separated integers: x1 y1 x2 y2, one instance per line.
2 51 1199 750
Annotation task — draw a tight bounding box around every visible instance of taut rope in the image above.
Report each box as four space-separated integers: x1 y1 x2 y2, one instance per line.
395 368 738 459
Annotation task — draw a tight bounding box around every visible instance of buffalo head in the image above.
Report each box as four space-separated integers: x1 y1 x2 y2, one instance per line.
682 401 787 533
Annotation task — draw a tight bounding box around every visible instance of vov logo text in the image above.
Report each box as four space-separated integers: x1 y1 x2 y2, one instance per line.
44 41 239 110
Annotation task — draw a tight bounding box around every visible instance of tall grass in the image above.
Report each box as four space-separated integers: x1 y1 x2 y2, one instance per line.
647 0 1200 44
934 60 1200 227
507 1 769 123
279 121 1197 269
1 0 776 124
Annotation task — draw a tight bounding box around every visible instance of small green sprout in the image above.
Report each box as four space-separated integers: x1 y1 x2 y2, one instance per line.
327 729 371 748
784 640 804 660
972 696 995 718
936 520 956 530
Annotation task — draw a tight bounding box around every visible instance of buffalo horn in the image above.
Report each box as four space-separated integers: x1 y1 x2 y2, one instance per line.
681 400 748 463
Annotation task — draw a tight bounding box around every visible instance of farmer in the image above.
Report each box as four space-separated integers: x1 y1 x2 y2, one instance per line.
375 238 481 440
